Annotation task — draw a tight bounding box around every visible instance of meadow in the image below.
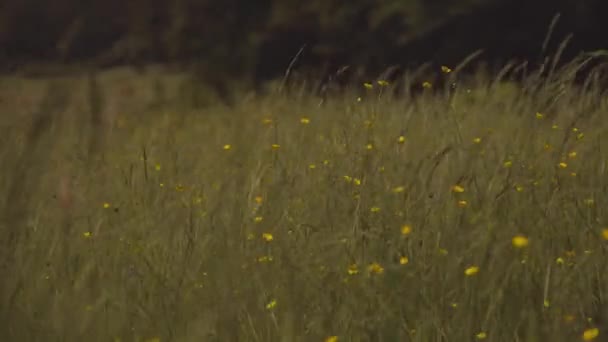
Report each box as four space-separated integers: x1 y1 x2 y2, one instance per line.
0 57 608 342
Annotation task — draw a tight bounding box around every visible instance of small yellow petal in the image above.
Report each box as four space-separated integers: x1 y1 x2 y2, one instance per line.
583 328 599 341
512 235 529 248
465 266 480 276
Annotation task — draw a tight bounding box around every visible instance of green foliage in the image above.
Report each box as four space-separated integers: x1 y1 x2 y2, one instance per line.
1 58 608 341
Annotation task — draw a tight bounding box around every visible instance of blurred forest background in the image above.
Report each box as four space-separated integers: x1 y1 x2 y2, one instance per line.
1 0 607 86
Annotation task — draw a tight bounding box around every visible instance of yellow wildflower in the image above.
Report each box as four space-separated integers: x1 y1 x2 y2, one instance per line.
103 202 111 209
452 185 465 193
399 256 409 265
392 186 405 193
368 262 384 275
401 225 412 236
476 331 487 340
473 137 482 144
512 235 529 248
441 66 452 73
465 266 480 276
223 144 231 150
300 117 310 124
398 136 406 144
347 264 359 275
262 233 273 242
422 81 432 89
601 229 608 240
583 328 599 341
265 299 277 310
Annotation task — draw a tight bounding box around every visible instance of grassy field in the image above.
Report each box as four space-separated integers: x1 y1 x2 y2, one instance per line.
1 58 608 342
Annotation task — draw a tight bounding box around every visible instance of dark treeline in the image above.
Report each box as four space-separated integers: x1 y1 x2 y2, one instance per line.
1 0 607 84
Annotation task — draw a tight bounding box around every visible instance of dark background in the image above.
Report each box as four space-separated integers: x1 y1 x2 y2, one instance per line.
1 0 607 84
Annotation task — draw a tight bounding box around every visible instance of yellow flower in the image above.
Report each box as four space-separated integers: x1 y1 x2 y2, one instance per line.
370 206 381 213
476 331 487 340
577 132 585 140
262 118 273 125
223 144 232 150
103 202 111 209
535 112 544 119
399 256 409 265
154 163 161 171
401 225 412 236
392 186 405 193
398 136 406 144
254 196 263 204
512 235 529 248
265 299 277 310
366 143 374 150
457 200 468 208
556 257 565 265
363 82 373 89
257 255 273 262
271 144 281 150
347 264 359 275
438 248 449 255
601 229 608 240
441 65 452 73
503 160 513 168
377 80 390 86
300 117 310 124
515 185 525 192
552 124 559 129
83 231 92 238
309 164 316 170
254 216 263 223
583 328 599 341
465 266 480 276
558 162 568 169
568 151 577 158
368 262 384 275
353 178 362 186
343 175 353 182
175 184 185 192
452 185 465 193
473 137 482 144
422 81 432 89
262 233 273 242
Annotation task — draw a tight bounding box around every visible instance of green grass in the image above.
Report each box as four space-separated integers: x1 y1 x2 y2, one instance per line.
1 59 608 342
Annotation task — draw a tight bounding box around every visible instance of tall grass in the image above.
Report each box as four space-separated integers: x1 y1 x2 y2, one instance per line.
1 58 608 342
